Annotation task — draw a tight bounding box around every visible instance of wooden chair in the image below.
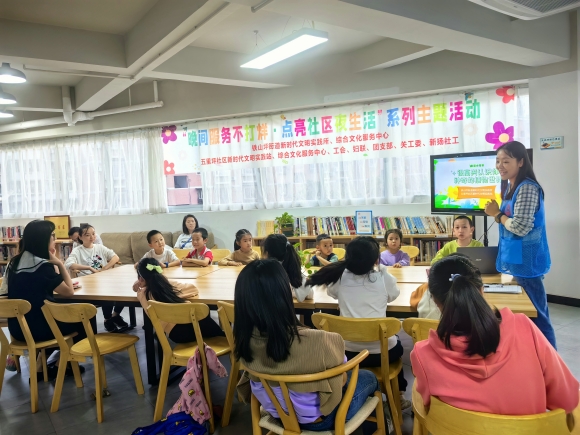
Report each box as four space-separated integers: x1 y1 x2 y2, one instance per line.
415 394 575 435
246 349 385 435
211 249 232 265
216 301 242 427
0 299 78 413
251 246 262 256
334 247 346 260
402 318 439 344
173 248 190 260
312 313 405 435
147 301 230 431
400 246 420 264
41 300 144 423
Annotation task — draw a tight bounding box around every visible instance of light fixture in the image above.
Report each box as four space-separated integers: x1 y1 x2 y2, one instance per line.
0 85 16 104
0 63 26 84
0 109 14 118
241 28 329 69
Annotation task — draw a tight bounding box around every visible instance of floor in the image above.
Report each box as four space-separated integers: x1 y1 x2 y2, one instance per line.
1 303 579 435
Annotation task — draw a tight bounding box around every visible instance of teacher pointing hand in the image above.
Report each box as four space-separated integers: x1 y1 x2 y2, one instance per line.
485 141 555 348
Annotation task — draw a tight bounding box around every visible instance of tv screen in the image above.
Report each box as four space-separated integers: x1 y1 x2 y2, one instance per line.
430 150 532 216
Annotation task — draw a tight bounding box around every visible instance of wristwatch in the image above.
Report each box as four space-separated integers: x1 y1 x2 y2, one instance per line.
495 212 505 224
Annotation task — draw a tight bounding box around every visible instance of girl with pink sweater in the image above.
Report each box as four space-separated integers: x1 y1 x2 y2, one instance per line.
411 254 579 415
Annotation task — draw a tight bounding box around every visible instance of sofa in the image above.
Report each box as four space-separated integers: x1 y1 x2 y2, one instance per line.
100 231 216 265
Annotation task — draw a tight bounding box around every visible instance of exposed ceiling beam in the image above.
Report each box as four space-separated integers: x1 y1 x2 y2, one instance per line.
350 38 443 71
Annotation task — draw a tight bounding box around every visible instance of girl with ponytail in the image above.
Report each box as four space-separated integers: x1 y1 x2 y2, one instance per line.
305 236 409 406
261 234 313 302
411 254 579 415
133 258 224 342
217 229 260 266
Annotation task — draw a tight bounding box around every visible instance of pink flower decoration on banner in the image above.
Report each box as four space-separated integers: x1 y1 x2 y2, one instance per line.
485 121 514 149
161 125 177 144
496 86 515 104
164 160 175 175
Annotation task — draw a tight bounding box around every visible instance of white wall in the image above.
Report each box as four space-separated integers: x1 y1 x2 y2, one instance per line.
529 71 579 299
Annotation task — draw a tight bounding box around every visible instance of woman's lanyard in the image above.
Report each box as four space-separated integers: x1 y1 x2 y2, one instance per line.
180 236 192 249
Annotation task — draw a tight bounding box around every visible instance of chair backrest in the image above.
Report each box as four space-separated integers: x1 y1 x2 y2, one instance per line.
147 301 211 366
425 396 572 435
41 300 99 357
333 247 346 260
217 301 235 350
245 350 369 434
0 299 34 351
402 318 439 344
400 245 420 260
211 249 232 264
172 249 190 260
251 246 261 255
312 313 400 384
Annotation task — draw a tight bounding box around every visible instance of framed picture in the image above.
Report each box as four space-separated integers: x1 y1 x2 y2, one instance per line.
355 210 373 235
44 215 71 239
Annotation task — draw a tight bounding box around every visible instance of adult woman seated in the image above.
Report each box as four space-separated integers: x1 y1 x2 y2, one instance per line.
1 220 85 380
174 214 199 249
411 254 579 415
235 259 381 431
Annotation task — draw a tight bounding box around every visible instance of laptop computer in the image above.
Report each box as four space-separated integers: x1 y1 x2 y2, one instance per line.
456 246 499 274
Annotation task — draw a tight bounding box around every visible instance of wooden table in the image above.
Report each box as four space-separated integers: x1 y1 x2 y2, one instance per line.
60 264 535 384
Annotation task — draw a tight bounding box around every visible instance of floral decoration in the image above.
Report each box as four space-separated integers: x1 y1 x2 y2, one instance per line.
164 160 175 175
495 86 515 104
485 121 514 149
161 125 177 144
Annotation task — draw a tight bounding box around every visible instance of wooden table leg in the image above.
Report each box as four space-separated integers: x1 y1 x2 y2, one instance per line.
129 306 137 327
143 309 158 385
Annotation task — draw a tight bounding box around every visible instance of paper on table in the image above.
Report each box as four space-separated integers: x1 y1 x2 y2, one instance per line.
483 285 521 294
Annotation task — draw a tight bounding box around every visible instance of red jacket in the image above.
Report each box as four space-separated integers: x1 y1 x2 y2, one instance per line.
411 308 579 414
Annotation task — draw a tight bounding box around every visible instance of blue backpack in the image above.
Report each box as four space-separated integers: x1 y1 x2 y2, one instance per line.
132 412 207 435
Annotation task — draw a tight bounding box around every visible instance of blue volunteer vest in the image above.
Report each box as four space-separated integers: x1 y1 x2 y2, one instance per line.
496 179 550 278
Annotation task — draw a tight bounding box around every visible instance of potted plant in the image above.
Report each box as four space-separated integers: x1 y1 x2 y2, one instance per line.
274 212 295 237
294 243 316 275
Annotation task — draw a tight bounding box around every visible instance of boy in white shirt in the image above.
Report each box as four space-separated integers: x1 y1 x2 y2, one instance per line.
137 230 180 269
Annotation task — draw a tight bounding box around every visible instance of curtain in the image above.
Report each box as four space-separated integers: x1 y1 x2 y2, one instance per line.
0 129 168 218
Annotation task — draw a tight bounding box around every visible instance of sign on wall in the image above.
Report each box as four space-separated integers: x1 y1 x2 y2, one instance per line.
161 86 529 174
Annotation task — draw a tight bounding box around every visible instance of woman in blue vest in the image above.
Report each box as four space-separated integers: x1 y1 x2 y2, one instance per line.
485 141 555 348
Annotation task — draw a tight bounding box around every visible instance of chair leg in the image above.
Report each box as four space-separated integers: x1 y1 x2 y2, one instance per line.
250 394 263 435
153 356 172 422
413 415 427 435
201 358 215 434
373 390 387 435
127 345 144 395
14 354 21 373
391 376 403 426
50 354 68 413
99 356 107 390
29 349 39 413
93 356 104 423
221 356 239 427
384 378 402 435
0 344 8 395
40 349 48 382
70 361 84 388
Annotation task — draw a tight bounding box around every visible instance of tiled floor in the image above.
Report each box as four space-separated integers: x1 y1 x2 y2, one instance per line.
1 303 579 435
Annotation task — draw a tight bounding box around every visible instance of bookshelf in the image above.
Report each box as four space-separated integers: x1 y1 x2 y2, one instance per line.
0 239 74 275
252 234 455 266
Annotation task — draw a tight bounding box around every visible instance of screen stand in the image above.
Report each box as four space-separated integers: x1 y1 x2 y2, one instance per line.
483 216 489 247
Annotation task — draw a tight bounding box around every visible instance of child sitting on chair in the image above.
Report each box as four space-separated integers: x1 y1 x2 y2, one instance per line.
218 229 260 266
380 229 410 268
309 234 338 266
431 215 483 265
182 228 213 267
137 230 180 269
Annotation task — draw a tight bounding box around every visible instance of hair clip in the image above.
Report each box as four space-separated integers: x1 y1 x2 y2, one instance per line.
449 273 461 282
146 264 163 274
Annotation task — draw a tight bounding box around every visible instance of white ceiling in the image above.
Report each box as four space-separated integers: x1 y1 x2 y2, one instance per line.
190 8 384 55
0 0 158 34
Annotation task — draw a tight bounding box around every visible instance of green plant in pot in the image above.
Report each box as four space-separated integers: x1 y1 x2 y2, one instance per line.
274 212 295 237
294 243 316 275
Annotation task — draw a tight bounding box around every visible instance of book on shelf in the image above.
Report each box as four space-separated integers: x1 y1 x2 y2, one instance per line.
60 244 73 261
0 226 23 241
413 239 452 264
1 245 17 261
295 216 357 237
256 221 276 237
372 216 452 236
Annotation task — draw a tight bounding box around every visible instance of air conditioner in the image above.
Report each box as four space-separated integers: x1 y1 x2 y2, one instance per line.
468 0 580 19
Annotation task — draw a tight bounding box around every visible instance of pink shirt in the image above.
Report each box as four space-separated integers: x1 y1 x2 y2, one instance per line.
411 308 579 414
